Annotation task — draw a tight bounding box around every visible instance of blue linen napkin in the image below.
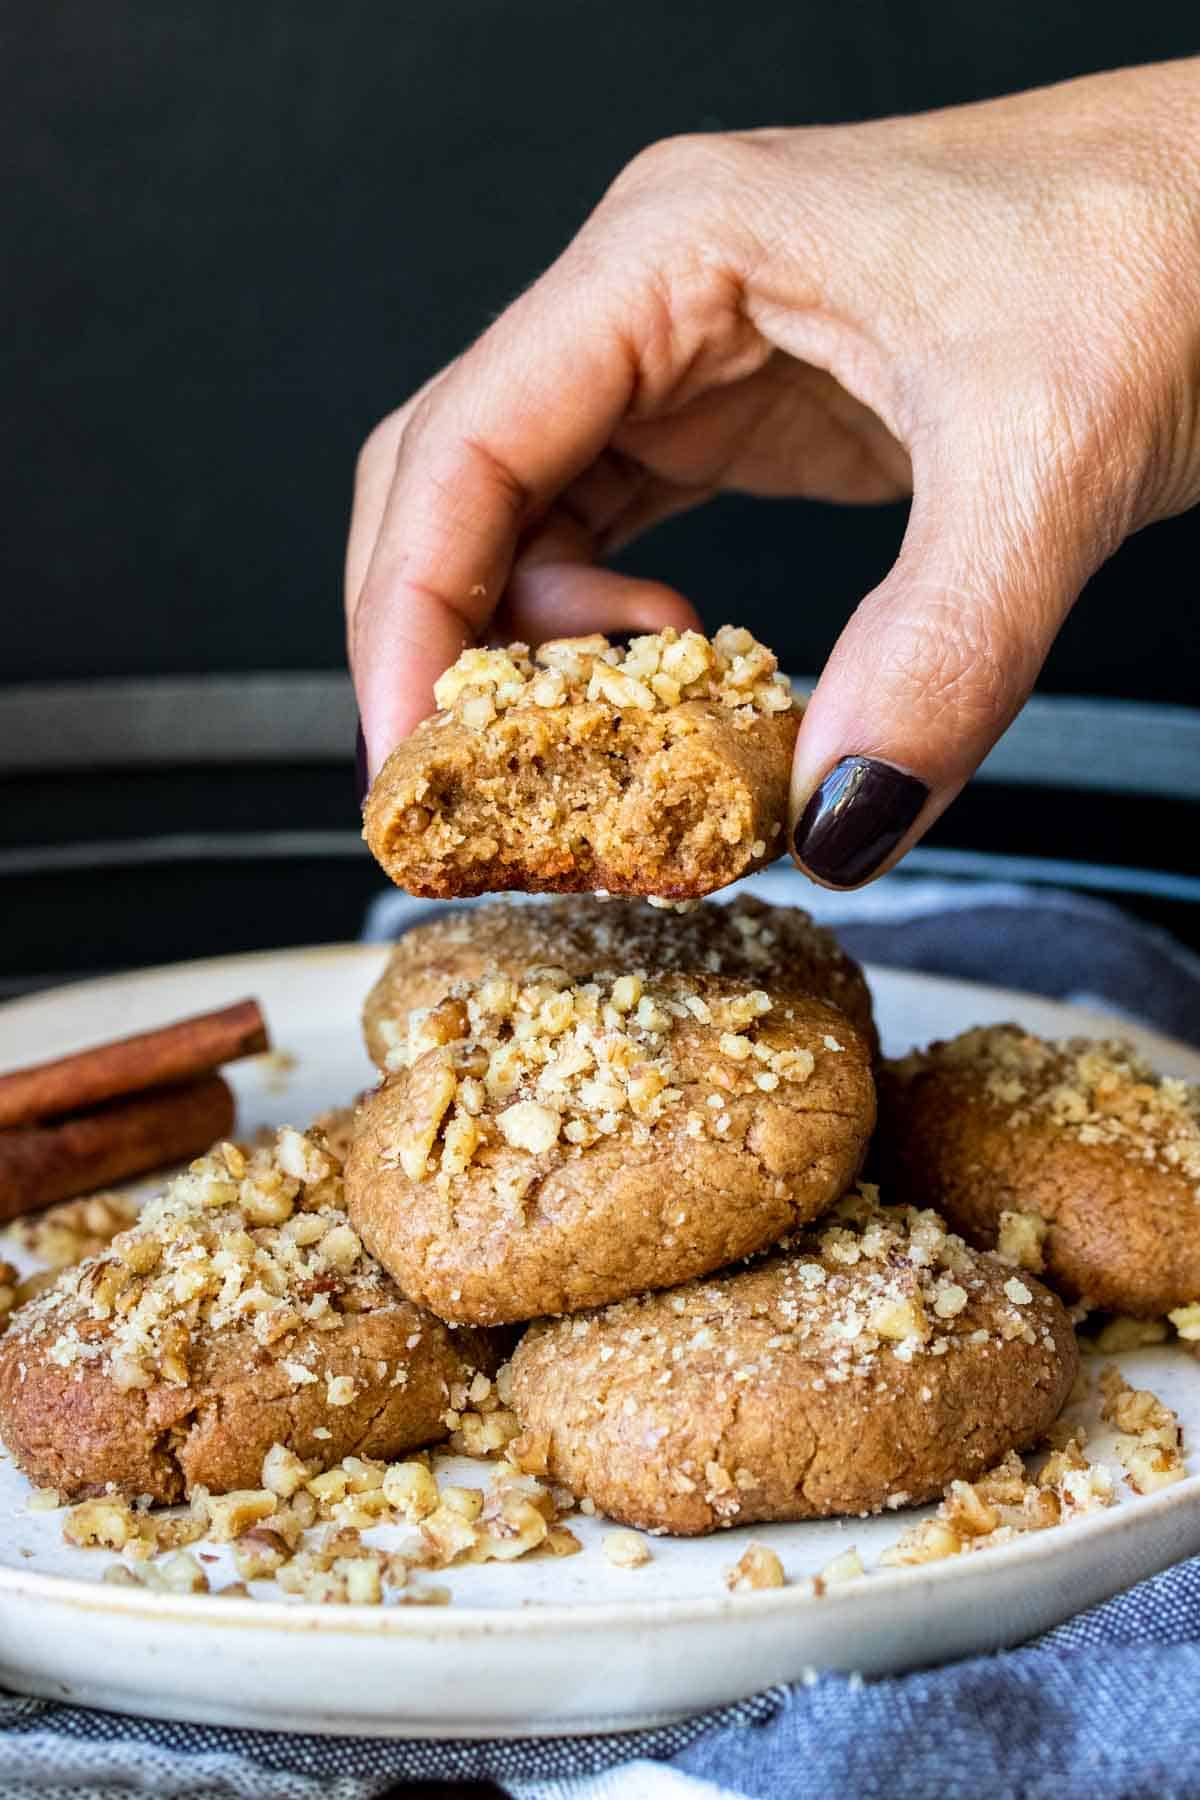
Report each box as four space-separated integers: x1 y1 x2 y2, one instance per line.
5 878 1200 1800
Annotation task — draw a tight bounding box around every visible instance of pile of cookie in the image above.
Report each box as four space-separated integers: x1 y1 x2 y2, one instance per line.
2 625 1197 1553
344 890 1081 1533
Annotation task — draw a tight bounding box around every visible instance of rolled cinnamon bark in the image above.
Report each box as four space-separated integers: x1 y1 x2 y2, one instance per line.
0 1000 267 1129
0 1075 235 1220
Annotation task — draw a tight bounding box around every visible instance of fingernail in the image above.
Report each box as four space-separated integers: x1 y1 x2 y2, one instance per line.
792 756 928 888
354 722 368 811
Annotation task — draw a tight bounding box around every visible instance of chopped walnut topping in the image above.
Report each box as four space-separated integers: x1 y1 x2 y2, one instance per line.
64 1498 142 1551
104 1550 211 1595
725 1542 785 1591
523 1188 1036 1429
387 970 799 1185
603 1529 651 1569
262 1444 309 1499
996 1211 1048 1274
894 1026 1200 1190
819 1546 865 1588
1099 1365 1187 1493
64 1441 576 1606
447 1361 523 1458
880 1430 1116 1568
431 626 796 730
5 1127 390 1391
233 1527 291 1580
63 1493 208 1558
203 1490 277 1542
1168 1303 1200 1342
7 1193 140 1269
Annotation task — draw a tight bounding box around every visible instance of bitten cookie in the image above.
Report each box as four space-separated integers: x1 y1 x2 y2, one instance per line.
508 1189 1078 1534
877 1025 1200 1317
346 968 875 1325
363 893 877 1071
362 626 800 900
0 1127 497 1503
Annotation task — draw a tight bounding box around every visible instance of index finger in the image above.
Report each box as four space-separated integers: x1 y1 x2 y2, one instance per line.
350 259 642 775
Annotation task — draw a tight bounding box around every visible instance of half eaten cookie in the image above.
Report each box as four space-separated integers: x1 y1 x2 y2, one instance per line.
363 627 800 899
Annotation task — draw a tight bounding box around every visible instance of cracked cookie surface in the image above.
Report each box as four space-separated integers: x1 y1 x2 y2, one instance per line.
363 627 800 900
347 968 875 1325
0 1128 497 1503
508 1189 1078 1534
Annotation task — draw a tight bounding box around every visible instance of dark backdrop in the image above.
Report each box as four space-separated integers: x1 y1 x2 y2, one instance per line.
2 3 1197 987
4 1 1198 694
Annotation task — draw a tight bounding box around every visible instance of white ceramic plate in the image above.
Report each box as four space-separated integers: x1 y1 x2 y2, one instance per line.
1 939 1198 1739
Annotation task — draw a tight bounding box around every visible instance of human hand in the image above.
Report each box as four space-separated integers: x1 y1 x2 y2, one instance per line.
346 58 1200 887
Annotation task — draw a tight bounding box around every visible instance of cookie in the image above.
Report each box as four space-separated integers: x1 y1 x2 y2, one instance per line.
362 626 800 900
0 1126 497 1503
508 1189 1078 1534
362 893 877 1071
877 1025 1200 1317
346 967 875 1325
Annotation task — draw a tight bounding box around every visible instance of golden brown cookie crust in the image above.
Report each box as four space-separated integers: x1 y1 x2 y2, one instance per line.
509 1191 1078 1534
362 894 877 1071
877 1025 1200 1317
363 629 800 900
0 1128 497 1503
347 970 875 1325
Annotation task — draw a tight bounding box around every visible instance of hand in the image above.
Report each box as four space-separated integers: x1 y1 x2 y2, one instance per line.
346 58 1200 887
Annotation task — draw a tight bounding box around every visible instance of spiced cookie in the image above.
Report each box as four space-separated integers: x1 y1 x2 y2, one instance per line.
877 1025 1200 1317
362 893 877 1071
508 1189 1078 1534
0 1127 497 1503
362 627 799 900
346 968 875 1325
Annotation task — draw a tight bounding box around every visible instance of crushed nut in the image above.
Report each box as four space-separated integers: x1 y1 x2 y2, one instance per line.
203 1490 277 1542
893 1027 1200 1191
7 1193 140 1270
432 626 796 729
724 1542 785 1591
996 1211 1048 1273
1099 1365 1186 1493
603 1530 651 1569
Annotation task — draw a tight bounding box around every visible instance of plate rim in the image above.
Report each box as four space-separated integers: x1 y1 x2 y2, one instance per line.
2 1460 1197 1635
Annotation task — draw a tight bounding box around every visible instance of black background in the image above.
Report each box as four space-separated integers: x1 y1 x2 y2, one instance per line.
4 1 1198 694
2 4 1197 985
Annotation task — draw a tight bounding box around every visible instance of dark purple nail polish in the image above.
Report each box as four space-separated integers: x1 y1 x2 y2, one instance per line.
354 722 368 811
793 756 928 888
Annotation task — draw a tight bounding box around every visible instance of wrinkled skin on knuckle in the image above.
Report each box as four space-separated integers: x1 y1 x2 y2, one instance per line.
603 130 757 214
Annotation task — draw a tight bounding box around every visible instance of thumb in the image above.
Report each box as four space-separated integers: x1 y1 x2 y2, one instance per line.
789 445 1093 888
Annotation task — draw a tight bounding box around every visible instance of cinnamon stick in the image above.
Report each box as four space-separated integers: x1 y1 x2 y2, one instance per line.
0 1075 235 1220
0 999 268 1130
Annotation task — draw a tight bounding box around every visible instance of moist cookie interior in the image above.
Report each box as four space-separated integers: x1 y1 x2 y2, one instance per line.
365 626 798 899
387 710 760 897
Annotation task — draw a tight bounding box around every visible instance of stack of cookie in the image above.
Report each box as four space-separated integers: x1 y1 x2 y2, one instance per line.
5 632 1195 1530
345 626 1080 1534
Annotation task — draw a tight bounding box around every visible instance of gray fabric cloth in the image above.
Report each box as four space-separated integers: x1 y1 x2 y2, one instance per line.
6 879 1200 1798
